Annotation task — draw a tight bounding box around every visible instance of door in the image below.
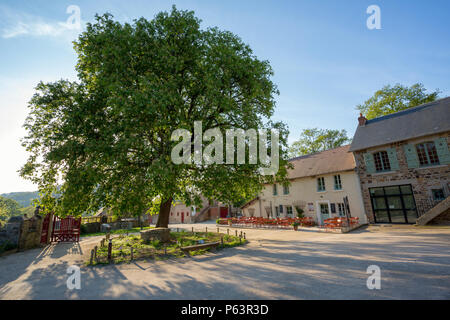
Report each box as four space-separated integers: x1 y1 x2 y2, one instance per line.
317 202 330 225
181 212 184 223
369 185 418 224
220 207 228 218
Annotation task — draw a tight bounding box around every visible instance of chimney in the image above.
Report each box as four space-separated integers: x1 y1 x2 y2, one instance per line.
358 113 367 126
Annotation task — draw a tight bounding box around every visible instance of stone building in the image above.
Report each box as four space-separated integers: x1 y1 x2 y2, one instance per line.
349 97 450 224
241 145 368 226
169 199 230 224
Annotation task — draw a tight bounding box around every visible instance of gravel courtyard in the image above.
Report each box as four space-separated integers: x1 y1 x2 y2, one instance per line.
0 223 449 300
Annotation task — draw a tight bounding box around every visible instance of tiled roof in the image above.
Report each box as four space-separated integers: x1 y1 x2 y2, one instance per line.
349 97 450 152
287 145 355 179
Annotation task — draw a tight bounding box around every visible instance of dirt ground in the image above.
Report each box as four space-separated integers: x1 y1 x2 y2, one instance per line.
0 223 449 299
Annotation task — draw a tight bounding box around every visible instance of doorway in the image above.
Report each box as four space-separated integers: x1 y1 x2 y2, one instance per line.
316 201 330 225
369 185 418 224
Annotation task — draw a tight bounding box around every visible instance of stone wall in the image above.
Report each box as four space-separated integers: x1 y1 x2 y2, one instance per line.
0 213 46 252
354 133 450 223
81 218 148 234
0 216 23 252
18 214 44 250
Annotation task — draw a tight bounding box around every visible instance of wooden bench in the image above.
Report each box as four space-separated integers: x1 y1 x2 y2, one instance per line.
180 241 221 256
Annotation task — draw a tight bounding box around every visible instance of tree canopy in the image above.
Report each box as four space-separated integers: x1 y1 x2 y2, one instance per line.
20 7 289 227
356 83 440 119
0 196 22 222
288 128 351 158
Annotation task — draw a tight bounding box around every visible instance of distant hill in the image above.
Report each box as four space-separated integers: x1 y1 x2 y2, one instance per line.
0 191 39 207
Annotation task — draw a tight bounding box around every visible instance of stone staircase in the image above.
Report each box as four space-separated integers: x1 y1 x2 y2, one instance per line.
192 205 211 223
416 196 450 226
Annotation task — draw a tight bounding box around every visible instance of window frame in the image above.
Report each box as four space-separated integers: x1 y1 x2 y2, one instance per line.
319 203 329 214
416 142 440 167
337 203 345 217
369 184 418 224
334 175 342 190
432 189 445 201
317 177 326 192
373 151 391 172
286 206 293 216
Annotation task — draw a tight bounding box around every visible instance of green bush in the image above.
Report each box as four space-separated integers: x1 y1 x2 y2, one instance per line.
295 206 304 218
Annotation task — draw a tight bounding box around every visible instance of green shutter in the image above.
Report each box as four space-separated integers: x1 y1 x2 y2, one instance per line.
387 148 399 171
363 153 376 173
434 138 450 165
403 144 419 168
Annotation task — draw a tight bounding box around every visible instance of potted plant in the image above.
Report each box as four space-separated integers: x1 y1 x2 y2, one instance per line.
295 206 304 218
291 221 300 231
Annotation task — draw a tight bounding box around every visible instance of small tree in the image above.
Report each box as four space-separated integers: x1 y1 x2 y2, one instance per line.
288 128 350 158
357 83 440 119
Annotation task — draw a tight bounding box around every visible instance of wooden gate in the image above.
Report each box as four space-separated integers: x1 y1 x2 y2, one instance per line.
51 216 81 242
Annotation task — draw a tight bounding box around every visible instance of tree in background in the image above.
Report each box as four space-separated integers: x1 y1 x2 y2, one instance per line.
20 7 289 228
356 83 440 120
288 128 351 158
0 196 22 222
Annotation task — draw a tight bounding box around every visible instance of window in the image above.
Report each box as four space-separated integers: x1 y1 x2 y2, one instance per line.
283 185 289 195
369 185 417 224
320 204 329 214
330 203 336 213
279 205 283 213
373 151 391 172
432 189 445 201
275 206 279 217
334 175 342 190
286 206 293 216
337 203 345 217
416 142 440 166
317 177 325 192
273 184 278 196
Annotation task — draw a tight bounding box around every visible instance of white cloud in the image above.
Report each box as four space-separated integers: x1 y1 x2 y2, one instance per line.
0 6 83 39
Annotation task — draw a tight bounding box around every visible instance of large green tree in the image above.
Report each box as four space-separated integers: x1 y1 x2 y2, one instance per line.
288 128 350 158
357 83 440 119
20 7 289 227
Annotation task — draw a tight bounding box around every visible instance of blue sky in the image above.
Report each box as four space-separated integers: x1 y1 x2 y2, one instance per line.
0 0 449 193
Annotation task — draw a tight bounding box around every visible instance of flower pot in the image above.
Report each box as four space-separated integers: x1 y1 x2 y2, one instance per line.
293 225 298 231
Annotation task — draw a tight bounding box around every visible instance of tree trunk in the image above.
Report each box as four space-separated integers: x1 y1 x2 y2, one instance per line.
156 197 173 228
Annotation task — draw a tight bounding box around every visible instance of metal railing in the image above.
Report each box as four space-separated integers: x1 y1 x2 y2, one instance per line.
416 196 448 217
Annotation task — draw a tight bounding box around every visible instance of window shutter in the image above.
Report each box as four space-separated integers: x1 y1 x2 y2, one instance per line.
434 138 450 165
387 148 399 171
363 153 376 173
403 144 419 168
330 203 336 213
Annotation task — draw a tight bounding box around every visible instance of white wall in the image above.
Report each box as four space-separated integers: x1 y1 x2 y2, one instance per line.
243 170 367 225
